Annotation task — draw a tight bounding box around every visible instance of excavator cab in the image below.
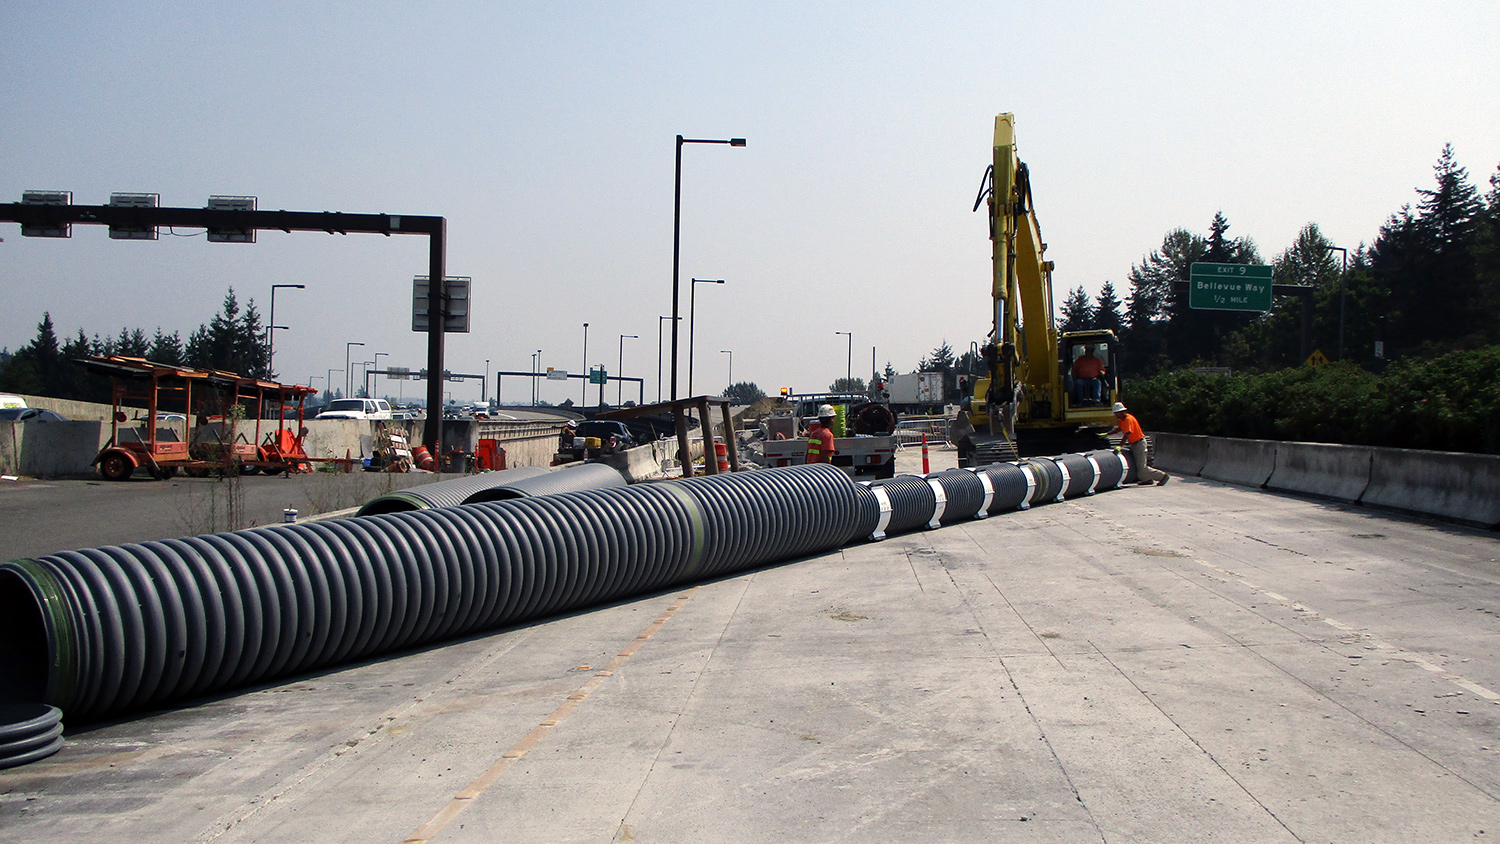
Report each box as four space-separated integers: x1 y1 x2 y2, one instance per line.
1061 330 1121 416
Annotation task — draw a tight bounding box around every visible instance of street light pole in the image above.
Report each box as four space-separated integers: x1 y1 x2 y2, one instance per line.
689 278 725 396
670 135 746 403
657 316 678 403
327 368 343 403
720 349 733 390
344 342 364 398
267 283 304 379
581 323 589 406
1326 245 1348 360
483 358 490 404
618 334 638 405
373 352 387 400
835 331 852 388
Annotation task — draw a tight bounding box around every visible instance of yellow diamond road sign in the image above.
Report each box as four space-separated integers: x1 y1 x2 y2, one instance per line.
1306 350 1330 367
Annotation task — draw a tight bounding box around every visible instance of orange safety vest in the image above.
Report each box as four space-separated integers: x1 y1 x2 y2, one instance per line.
806 424 835 464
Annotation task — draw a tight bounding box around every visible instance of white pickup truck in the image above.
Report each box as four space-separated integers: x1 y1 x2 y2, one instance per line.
759 396 897 479
315 398 394 420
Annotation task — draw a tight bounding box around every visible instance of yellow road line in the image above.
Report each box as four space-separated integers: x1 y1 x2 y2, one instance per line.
402 587 699 843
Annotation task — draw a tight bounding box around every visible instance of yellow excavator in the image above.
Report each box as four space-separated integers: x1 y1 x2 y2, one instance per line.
952 113 1121 466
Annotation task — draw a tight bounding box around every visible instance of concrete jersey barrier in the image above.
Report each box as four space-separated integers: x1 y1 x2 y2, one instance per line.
1151 433 1210 476
1199 437 1278 488
1362 448 1500 529
1150 431 1499 530
1266 441 1375 502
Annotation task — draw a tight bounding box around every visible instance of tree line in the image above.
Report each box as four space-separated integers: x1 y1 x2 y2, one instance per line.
899 144 1499 403
0 287 270 404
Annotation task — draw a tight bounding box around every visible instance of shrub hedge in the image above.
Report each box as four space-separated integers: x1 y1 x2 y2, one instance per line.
1123 346 1500 454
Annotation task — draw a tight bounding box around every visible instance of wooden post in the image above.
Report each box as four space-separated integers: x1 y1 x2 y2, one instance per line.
697 398 717 475
720 401 740 472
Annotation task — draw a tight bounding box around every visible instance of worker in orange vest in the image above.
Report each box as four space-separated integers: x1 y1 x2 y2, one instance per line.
805 404 837 464
1110 401 1169 485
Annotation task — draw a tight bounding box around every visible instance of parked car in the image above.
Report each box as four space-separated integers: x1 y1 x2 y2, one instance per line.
0 408 70 422
314 398 394 420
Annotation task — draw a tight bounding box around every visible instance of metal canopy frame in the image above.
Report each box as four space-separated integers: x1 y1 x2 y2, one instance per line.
0 201 451 453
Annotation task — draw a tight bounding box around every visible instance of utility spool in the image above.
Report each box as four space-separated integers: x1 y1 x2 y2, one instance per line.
832 405 847 438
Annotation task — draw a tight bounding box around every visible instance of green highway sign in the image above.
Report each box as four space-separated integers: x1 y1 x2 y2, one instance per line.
1189 262 1273 312
588 368 608 385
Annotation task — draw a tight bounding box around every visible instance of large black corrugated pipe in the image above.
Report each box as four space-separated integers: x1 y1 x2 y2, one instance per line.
665 463 861 578
466 463 626 504
1020 458 1066 504
928 469 988 524
355 467 550 515
970 462 1036 513
0 704 64 769
1055 453 1100 498
1087 449 1128 490
0 464 857 727
850 483 884 542
868 475 937 537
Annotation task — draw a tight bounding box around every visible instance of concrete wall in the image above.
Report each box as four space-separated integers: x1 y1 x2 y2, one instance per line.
1152 432 1500 529
0 421 109 478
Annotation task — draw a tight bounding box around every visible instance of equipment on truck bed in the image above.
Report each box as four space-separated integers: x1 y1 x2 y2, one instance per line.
952 113 1121 466
760 392 897 479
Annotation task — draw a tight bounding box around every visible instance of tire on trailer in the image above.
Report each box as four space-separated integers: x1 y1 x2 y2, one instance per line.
100 453 133 482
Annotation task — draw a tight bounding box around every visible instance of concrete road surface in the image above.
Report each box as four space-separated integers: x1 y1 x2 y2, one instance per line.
3 461 1498 842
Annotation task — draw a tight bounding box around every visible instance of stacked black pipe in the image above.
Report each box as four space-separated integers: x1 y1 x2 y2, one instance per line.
0 464 858 726
0 450 1147 766
354 466 575 515
0 704 63 769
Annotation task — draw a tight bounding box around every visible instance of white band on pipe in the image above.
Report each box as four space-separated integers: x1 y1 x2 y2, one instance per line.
1084 454 1102 495
864 481 893 541
966 467 993 518
925 478 948 529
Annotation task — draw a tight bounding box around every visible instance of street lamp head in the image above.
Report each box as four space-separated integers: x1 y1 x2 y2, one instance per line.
730 138 747 147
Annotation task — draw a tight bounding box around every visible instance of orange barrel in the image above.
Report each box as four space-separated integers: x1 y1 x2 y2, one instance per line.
714 440 729 472
412 446 435 471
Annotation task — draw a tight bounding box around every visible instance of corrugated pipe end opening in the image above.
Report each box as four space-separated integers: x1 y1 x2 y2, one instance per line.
0 568 50 707
463 489 528 503
354 497 425 517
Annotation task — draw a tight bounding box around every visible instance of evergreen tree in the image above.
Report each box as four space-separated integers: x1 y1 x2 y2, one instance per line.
1473 166 1500 344
0 313 62 396
148 328 185 366
1411 144 1482 346
1060 285 1093 334
1094 281 1125 336
829 376 867 394
187 287 269 376
115 326 149 358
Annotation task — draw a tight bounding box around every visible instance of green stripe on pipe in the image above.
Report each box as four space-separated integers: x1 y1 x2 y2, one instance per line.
1 560 78 711
659 484 706 578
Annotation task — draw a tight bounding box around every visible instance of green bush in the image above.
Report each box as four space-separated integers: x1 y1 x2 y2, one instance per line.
1122 346 1499 454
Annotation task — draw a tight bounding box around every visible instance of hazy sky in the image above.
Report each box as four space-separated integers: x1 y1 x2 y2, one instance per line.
3 2 1497 404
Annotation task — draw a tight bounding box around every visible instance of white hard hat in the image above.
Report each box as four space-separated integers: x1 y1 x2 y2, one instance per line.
1112 402 1127 413
818 404 836 417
